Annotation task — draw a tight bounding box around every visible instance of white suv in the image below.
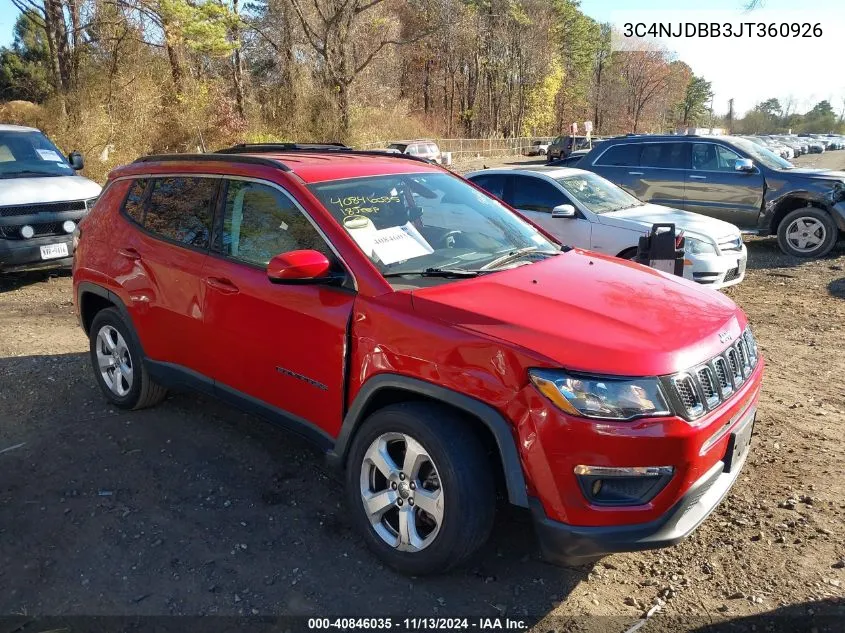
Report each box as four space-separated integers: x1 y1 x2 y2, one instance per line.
467 167 747 289
386 140 442 164
0 124 101 273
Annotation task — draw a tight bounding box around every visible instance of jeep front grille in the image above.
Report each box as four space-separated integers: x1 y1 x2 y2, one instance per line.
663 327 759 421
0 200 87 217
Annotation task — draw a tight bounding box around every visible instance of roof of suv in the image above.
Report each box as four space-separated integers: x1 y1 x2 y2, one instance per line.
121 145 442 184
0 124 40 132
598 134 741 144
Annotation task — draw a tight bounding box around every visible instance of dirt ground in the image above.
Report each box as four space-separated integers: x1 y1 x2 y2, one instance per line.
0 151 843 631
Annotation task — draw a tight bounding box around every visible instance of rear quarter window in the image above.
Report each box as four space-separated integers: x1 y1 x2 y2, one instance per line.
122 179 148 224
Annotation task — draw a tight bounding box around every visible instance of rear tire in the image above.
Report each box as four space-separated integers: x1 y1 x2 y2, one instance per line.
89 308 167 410
344 402 496 575
776 206 838 258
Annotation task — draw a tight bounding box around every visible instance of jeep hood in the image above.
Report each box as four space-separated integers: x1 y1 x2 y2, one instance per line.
410 250 745 377
0 175 101 206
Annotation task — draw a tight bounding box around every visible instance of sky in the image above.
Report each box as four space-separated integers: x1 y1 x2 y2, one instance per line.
0 0 843 117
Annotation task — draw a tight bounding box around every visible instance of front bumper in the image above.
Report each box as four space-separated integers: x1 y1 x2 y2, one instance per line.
513 356 763 565
0 235 74 273
531 436 750 565
685 245 747 289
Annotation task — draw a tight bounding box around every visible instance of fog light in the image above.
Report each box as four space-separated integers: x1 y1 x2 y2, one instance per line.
574 465 674 506
62 220 76 234
20 225 35 239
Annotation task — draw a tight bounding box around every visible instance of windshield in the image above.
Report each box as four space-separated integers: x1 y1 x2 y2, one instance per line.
555 171 642 214
308 172 559 276
0 130 74 178
732 137 793 170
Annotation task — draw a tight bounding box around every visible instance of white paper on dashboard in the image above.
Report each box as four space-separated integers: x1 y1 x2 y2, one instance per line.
36 149 63 161
370 223 434 265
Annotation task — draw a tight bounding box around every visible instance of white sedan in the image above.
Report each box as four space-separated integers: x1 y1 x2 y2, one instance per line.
466 167 747 289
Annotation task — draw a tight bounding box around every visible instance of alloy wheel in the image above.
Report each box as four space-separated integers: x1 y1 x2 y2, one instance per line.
95 325 133 397
785 217 826 253
360 432 444 552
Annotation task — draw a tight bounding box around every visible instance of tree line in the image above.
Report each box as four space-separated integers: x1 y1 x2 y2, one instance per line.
0 0 838 180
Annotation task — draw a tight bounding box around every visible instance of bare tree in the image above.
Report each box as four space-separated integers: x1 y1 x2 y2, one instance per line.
287 0 433 136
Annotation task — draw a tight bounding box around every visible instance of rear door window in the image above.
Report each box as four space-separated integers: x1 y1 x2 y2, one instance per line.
595 144 642 167
510 175 568 213
469 173 509 199
144 177 216 248
640 143 689 169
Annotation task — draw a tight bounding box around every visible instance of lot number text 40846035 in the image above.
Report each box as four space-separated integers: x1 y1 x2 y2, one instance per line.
307 617 529 631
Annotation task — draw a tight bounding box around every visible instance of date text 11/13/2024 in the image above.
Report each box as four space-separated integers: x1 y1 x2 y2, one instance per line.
307 617 529 630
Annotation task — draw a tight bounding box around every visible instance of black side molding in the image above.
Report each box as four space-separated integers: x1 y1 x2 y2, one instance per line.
327 374 529 508
145 360 336 452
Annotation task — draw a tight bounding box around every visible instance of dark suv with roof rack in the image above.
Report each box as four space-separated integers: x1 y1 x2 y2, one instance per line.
579 134 845 258
72 143 763 575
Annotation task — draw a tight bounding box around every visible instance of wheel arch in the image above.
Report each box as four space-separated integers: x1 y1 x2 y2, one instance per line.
77 282 146 356
328 375 529 508
769 194 830 235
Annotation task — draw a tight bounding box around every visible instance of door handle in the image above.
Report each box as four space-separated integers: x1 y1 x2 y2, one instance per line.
628 171 644 175
205 277 239 294
689 175 707 180
117 247 141 260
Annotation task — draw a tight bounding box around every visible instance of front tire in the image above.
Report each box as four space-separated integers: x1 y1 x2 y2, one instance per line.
776 206 838 258
344 402 496 575
89 308 167 409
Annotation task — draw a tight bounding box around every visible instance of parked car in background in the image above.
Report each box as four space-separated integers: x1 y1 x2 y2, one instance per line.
73 144 763 574
526 139 550 156
748 136 792 160
546 149 590 167
467 167 747 289
386 139 442 164
0 124 100 273
772 136 804 156
579 134 845 258
547 135 596 161
798 135 826 153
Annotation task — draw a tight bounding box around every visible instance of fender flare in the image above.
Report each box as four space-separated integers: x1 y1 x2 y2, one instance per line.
327 374 529 508
77 281 146 355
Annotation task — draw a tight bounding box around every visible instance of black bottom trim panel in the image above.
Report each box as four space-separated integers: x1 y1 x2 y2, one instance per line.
530 452 748 566
146 360 335 452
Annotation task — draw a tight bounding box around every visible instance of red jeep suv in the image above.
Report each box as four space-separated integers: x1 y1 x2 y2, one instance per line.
72 144 764 575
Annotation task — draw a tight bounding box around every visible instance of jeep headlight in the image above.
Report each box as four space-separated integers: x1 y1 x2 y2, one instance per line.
684 237 717 255
529 369 671 421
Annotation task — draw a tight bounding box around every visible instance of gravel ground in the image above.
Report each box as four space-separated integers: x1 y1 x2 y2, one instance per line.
0 152 843 631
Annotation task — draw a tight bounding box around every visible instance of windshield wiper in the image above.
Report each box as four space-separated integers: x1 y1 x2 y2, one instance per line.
481 247 559 271
383 267 482 278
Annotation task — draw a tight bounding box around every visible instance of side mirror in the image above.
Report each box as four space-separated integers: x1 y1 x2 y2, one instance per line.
267 250 333 284
68 150 84 171
551 204 576 218
735 158 754 172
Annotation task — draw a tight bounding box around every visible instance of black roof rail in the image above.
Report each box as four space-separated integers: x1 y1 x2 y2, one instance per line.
133 153 292 172
216 143 438 166
216 142 349 153
134 145 439 173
